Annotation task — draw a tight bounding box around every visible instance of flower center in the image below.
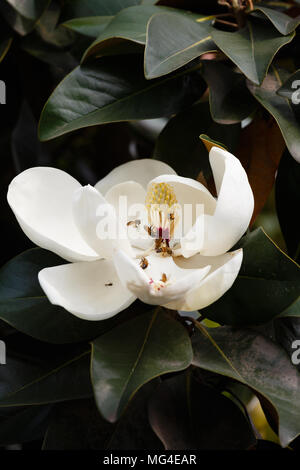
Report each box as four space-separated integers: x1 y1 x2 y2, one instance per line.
145 182 180 255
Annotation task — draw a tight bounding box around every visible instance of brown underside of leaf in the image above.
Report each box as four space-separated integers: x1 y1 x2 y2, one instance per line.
236 116 285 225
286 6 300 18
197 170 217 198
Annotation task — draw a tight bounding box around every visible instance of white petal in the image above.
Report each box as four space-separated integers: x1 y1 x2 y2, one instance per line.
126 224 154 252
201 147 254 255
179 214 205 259
72 185 133 259
38 259 136 321
95 159 177 194
105 181 146 217
7 167 98 262
105 181 152 251
165 249 243 311
149 174 217 216
113 250 210 306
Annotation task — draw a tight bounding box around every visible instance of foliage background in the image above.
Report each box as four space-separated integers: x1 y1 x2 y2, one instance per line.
0 0 299 451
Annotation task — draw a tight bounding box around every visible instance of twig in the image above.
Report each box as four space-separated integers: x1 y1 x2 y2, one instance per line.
214 18 239 28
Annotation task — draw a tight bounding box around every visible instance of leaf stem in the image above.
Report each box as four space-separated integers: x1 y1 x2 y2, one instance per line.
214 18 239 28
218 0 248 29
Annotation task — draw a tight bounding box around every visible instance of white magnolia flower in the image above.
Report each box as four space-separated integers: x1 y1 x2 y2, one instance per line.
7 147 254 321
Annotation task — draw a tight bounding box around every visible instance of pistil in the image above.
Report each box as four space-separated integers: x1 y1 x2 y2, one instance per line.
145 182 180 256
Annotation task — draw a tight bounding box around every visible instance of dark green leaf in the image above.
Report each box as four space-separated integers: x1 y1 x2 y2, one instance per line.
91 309 192 422
62 0 141 19
211 18 294 85
21 35 78 72
35 3 75 48
275 316 300 372
251 6 300 36
275 149 300 262
0 335 91 406
154 101 240 178
82 5 170 60
42 400 110 449
0 16 13 63
0 349 92 407
0 1 36 36
6 0 50 21
43 384 162 449
0 340 51 401
0 37 13 63
279 298 300 318
0 405 52 445
201 61 257 124
0 248 133 344
38 55 205 141
148 373 256 449
192 325 300 447
11 101 43 172
201 228 300 325
248 67 300 163
276 68 300 102
62 16 113 38
145 13 216 79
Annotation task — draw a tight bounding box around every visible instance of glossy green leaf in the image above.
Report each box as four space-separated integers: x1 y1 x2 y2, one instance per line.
0 2 36 35
248 67 300 163
0 248 133 344
201 228 300 326
251 6 300 35
201 61 257 124
62 16 113 38
0 349 92 407
148 373 256 449
0 339 51 401
0 335 92 405
145 13 216 79
91 309 192 422
6 0 50 21
211 18 294 85
38 55 204 141
154 101 240 179
62 0 141 19
192 324 300 447
82 5 169 60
